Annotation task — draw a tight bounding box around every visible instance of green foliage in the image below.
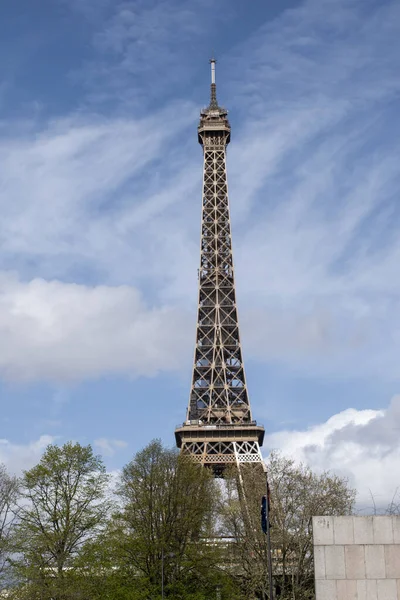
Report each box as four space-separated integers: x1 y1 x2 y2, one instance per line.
17 439 233 600
221 451 356 600
5 439 358 600
11 442 111 600
268 451 355 599
0 464 19 586
107 439 228 600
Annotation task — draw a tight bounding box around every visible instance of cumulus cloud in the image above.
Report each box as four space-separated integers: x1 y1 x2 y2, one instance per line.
0 273 191 382
264 397 400 508
0 435 55 475
0 435 127 476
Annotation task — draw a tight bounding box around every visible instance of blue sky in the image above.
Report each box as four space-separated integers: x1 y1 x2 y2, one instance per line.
1 0 400 505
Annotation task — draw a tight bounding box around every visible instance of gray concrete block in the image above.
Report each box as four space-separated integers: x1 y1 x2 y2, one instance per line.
314 516 400 599
357 579 387 600
384 545 400 579
365 580 377 600
345 545 366 579
325 545 346 580
336 579 358 599
373 516 394 544
377 579 397 600
356 580 367 600
314 546 326 580
366 579 378 600
313 516 334 546
393 518 400 544
334 516 355 545
354 517 374 545
315 579 337 600
365 545 386 579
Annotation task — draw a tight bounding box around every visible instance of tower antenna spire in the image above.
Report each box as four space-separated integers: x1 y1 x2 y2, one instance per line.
209 57 218 108
210 57 216 84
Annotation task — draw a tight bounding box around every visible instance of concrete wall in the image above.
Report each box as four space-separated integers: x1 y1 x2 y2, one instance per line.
313 516 400 600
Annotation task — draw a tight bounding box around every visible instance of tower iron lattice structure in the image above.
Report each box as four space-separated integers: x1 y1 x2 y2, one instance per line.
175 60 265 476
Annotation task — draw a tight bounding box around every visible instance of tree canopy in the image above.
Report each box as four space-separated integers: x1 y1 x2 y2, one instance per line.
105 439 231 600
12 442 111 600
1 441 359 600
221 451 356 600
0 464 19 585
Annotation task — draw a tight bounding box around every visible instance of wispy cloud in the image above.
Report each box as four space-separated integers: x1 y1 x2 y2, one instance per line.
1 0 400 387
74 0 233 108
94 437 128 457
225 0 400 380
0 103 197 283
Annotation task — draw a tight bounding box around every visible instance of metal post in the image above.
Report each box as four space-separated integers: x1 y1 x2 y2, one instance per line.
263 467 274 600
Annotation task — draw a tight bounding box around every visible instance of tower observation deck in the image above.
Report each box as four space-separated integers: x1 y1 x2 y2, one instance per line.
175 60 265 476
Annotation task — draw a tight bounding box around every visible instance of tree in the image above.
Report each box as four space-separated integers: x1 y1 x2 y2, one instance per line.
12 442 111 600
0 464 19 586
385 489 400 515
107 439 233 600
221 452 356 600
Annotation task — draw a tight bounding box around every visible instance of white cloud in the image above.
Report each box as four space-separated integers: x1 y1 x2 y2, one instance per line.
0 435 56 475
0 434 127 477
222 0 400 380
264 396 400 508
1 0 400 385
94 438 128 457
0 106 197 282
0 273 191 382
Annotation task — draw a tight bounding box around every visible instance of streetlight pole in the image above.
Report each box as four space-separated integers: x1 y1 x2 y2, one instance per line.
261 465 274 600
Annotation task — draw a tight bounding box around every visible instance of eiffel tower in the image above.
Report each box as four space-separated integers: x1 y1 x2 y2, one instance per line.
175 60 265 477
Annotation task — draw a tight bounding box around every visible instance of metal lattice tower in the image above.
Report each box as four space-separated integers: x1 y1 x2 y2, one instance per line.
175 60 265 476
